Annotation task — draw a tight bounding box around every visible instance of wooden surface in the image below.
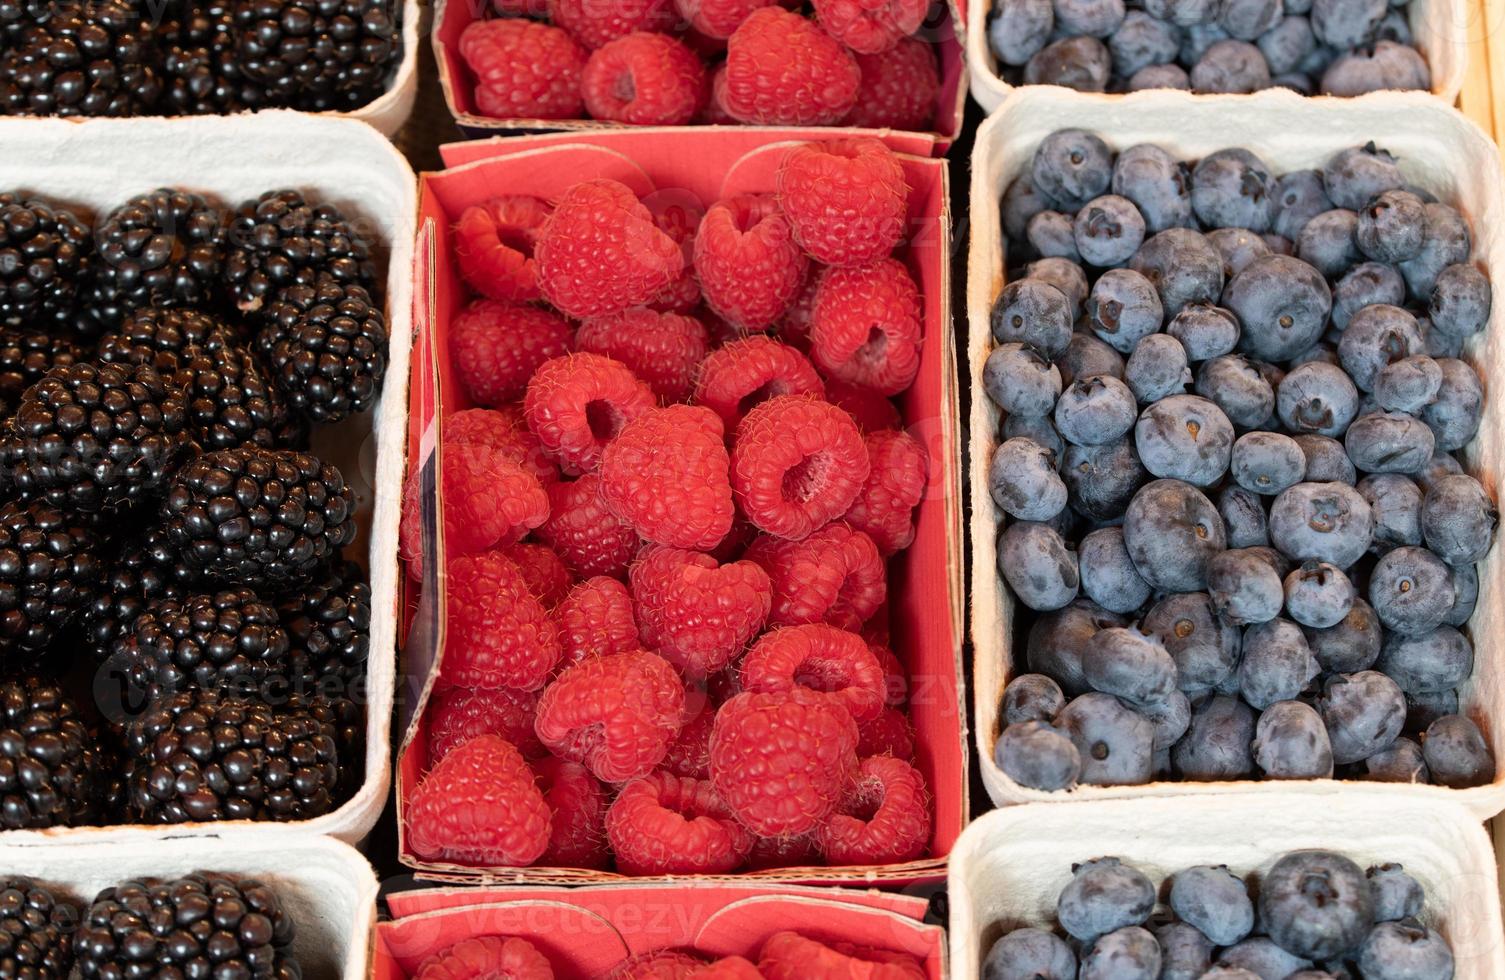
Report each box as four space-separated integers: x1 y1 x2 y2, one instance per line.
1458 0 1505 140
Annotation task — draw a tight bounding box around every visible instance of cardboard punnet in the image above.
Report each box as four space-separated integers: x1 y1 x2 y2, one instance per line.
967 90 1505 816
948 793 1505 980
374 884 946 977
0 111 417 844
429 0 969 155
397 126 966 885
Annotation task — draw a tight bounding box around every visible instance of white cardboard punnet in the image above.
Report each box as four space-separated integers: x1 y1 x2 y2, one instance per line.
968 89 1505 816
347 0 422 137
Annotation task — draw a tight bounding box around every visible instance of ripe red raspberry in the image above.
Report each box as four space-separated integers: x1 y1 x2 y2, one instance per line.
446 407 560 486
709 688 858 836
811 0 929 53
600 405 735 550
606 770 755 874
535 755 610 869
745 523 886 630
631 545 771 678
816 755 930 865
453 196 550 302
398 444 550 578
723 8 859 125
871 641 908 706
844 38 941 131
857 706 916 761
450 299 573 407
524 353 656 473
695 958 764 980
576 309 709 404
739 623 887 722
758 933 925 980
459 19 587 121
405 734 552 867
442 551 562 691
643 192 703 315
843 428 927 554
536 180 685 318
810 259 923 395
824 378 901 432
731 395 870 540
660 683 717 778
549 0 679 48
415 936 555 980
502 542 574 607
583 32 707 125
493 0 549 13
553 575 640 667
776 271 821 353
534 650 687 782
699 64 736 124
693 195 809 332
777 139 908 267
746 832 817 870
535 473 641 580
426 686 544 767
606 952 707 980
674 0 777 38
693 336 824 430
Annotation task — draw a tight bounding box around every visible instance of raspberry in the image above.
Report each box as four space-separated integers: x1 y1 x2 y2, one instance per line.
739 623 887 722
415 936 555 980
699 64 736 124
810 260 923 395
451 299 573 407
843 428 927 554
844 38 940 131
442 551 562 691
494 0 549 13
502 542 574 607
693 336 825 429
536 180 685 318
745 523 886 629
747 832 817 870
459 19 587 121
453 196 550 302
601 405 735 550
777 139 908 267
695 959 764 980
576 309 709 403
405 735 552 867
694 195 810 331
535 755 610 869
549 0 679 48
553 576 640 667
644 192 704 315
606 771 755 874
758 933 925 980
872 641 908 706
426 686 544 766
661 683 717 778
722 8 859 125
583 32 707 125
857 707 916 761
607 952 707 980
777 271 821 352
631 546 771 678
534 650 686 782
535 473 641 579
811 0 930 53
816 755 930 864
447 407 561 487
674 0 778 38
825 378 901 432
398 443 550 578
731 395 870 540
524 353 656 473
709 688 858 836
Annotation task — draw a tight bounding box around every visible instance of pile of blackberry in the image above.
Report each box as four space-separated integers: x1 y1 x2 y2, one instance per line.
0 0 403 118
0 183 387 829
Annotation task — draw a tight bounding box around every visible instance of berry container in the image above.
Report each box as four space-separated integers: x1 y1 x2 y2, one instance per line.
966 89 1505 816
948 792 1505 979
0 831 378 979
0 111 417 845
396 126 966 885
374 883 945 977
430 0 969 155
965 0 1467 109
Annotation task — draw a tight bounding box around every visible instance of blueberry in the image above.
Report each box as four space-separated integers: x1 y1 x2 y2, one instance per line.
1357 473 1423 549
1237 617 1318 709
1256 699 1336 778
990 0 1056 65
1415 449 1463 492
1318 670 1407 764
1217 937 1315 979
1262 231 1296 254
1028 600 1125 694
1273 169 1335 242
1027 256 1091 319
1084 626 1179 704
1144 0 1220 26
1088 268 1165 353
1221 0 1283 37
1059 693 1158 785
1173 693 1256 778
1217 486 1268 549
1167 303 1241 360
991 437 1069 522
1075 195 1147 267
1369 545 1455 635
1356 921 1454 980
1004 176 1053 243
983 927 1077 980
1033 129 1115 211
1378 625 1473 695
1420 472 1495 565
1208 548 1284 625
1004 413 1067 462
1270 481 1374 568
1064 438 1147 520
1002 673 1068 725
1026 36 1113 89
1419 357 1483 451
1156 921 1214 980
1338 304 1425 392
1055 0 1128 35
1421 317 1465 359
1145 594 1240 695
1365 736 1429 782
1123 478 1227 591
1128 63 1193 89
1421 713 1495 788
1169 865 1255 945
1197 355 1276 429
1406 687 1460 736
1296 208 1361 278
1445 560 1478 625
1258 15 1316 73
995 719 1082 791
1356 189 1427 264
1000 520 1080 611
1027 210 1081 261
993 278 1076 358
1191 38 1272 92
1304 596 1382 671
1125 333 1191 403
1318 48 1388 94
1332 261 1406 330
1112 143 1193 233
1367 864 1424 923
1200 968 1264 980
1057 856 1157 943
1224 255 1332 362
1130 228 1226 317
1373 355 1442 413
1370 38 1431 90
1285 560 1355 627
1275 363 1359 440
1079 926 1161 980
1108 11 1183 77
1259 850 1375 960
1399 203 1471 300
985 343 1063 418
1324 144 1404 212
1230 432 1305 498
1294 434 1358 483
1207 228 1273 283
1055 375 1138 447
1193 150 1277 231
1061 336 1126 389
1135 394 1235 486
1142 688 1192 748
1079 526 1154 614
1345 411 1436 475
1428 262 1491 339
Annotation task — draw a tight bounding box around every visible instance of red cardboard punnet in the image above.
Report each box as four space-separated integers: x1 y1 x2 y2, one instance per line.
396 127 965 885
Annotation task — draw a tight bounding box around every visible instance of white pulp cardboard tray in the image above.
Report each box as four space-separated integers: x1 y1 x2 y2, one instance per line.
0 110 417 845
0 832 378 980
965 0 1467 111
967 90 1505 817
948 792 1505 980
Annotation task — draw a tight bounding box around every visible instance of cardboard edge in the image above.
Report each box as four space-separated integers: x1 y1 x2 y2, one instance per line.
342 0 423 137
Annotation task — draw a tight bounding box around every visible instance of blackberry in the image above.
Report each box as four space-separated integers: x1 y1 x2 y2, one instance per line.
0 329 79 406
232 0 402 112
174 340 292 451
0 877 78 978
122 687 339 822
161 446 356 589
95 306 227 371
276 559 369 691
0 193 91 328
0 361 192 514
0 499 103 661
78 527 195 663
257 274 387 423
223 189 377 314
75 873 301 978
161 1 271 115
0 676 107 829
0 0 162 118
285 689 363 798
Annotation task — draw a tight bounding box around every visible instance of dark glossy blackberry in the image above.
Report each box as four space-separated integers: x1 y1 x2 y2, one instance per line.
276 559 369 690
285 689 362 798
0 0 162 119
122 687 339 823
257 274 387 423
0 676 106 829
161 446 356 589
0 876 78 978
78 527 195 663
224 189 377 314
233 0 402 112
0 0 46 45
0 361 192 515
0 499 103 660
0 194 91 329
0 329 79 406
95 306 226 371
161 1 271 115
75 874 301 978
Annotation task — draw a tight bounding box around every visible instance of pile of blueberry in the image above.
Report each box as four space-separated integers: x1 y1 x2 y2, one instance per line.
983 851 1453 979
987 130 1497 792
988 0 1430 95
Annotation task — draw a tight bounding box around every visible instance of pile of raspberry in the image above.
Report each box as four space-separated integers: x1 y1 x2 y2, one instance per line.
400 137 934 875
455 0 944 130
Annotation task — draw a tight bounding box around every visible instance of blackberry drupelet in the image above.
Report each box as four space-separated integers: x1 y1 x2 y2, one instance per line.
0 329 79 406
257 274 388 423
173 340 292 451
0 193 91 328
161 0 271 116
233 0 402 112
78 527 195 663
0 0 162 119
0 361 192 514
122 687 339 822
75 873 302 978
161 446 356 589
223 189 377 314
0 876 78 978
95 306 227 371
0 676 106 829
0 499 102 661
276 558 369 691
285 689 363 798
